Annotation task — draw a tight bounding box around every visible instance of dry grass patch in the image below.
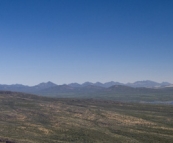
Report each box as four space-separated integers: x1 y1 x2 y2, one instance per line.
102 110 155 126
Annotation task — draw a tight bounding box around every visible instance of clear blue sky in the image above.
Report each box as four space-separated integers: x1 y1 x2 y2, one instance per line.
0 0 173 85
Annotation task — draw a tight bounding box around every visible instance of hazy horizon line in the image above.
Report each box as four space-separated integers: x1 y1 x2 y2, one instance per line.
0 80 172 86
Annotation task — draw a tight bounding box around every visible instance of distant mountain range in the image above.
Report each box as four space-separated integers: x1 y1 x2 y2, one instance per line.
0 80 172 90
69 81 124 88
69 80 172 88
0 80 173 102
0 80 172 94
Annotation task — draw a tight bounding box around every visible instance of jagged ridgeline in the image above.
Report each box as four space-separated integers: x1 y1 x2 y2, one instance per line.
0 91 173 143
0 81 173 102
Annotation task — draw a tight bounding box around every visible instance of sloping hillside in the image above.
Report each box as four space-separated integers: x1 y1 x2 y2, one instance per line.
0 91 173 143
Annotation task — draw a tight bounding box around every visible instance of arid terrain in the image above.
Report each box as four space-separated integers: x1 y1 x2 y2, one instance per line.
0 91 173 143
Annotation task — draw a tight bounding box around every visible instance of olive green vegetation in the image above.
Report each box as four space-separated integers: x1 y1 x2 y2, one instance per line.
0 92 173 143
35 86 173 102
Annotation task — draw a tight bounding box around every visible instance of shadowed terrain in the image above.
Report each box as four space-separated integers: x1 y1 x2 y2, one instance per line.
0 91 173 143
1 82 173 102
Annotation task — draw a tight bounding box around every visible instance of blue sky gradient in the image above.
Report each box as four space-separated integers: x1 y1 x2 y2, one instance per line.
0 0 173 85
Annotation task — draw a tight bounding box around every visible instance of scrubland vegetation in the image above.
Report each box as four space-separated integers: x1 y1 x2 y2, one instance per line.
0 91 173 143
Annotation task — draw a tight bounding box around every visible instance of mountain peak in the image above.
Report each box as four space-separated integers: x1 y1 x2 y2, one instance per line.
68 83 81 87
34 81 57 89
82 82 94 86
127 80 167 87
